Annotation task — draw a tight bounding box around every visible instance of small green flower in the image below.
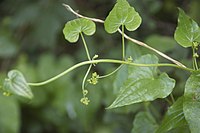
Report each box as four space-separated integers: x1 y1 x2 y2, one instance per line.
80 97 90 105
127 56 133 62
87 72 99 85
193 42 199 48
193 53 199 58
3 91 12 96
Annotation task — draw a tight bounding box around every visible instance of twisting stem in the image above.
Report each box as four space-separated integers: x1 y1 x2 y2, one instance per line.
82 64 92 93
192 44 198 70
170 93 175 103
62 4 104 23
80 33 91 60
165 98 172 105
28 59 194 87
122 25 125 60
62 4 186 68
98 64 123 79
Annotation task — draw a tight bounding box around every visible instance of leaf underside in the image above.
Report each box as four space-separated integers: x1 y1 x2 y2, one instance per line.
104 0 142 33
3 70 33 99
63 18 96 43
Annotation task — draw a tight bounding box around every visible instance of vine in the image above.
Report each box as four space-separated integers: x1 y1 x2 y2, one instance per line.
1 0 200 132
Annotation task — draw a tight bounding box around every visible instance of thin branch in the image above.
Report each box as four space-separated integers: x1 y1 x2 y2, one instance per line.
28 59 194 86
63 4 104 23
62 4 186 68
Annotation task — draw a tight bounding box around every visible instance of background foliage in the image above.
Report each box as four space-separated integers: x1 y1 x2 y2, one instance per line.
0 0 200 133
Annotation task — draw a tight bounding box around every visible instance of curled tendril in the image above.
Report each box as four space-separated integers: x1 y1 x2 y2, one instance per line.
83 89 88 95
87 72 99 85
92 54 99 66
92 54 99 60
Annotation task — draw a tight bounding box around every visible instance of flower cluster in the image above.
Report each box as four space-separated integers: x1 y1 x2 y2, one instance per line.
87 72 99 85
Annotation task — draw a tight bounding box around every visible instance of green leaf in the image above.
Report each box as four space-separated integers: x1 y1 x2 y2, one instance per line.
104 0 142 33
183 73 200 133
174 8 200 48
156 97 187 133
108 55 175 109
145 34 176 52
0 35 18 58
3 70 33 99
63 18 96 43
132 111 158 133
0 95 20 133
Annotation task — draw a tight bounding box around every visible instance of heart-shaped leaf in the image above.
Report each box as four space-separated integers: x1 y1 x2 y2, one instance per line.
183 73 200 133
63 18 96 43
108 55 175 109
3 70 33 99
156 97 187 133
104 0 142 33
174 8 200 48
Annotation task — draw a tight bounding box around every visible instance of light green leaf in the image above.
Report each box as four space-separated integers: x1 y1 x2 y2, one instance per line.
63 18 96 43
174 8 200 48
132 111 158 133
183 73 200 133
3 70 33 99
0 95 20 133
104 0 142 33
156 97 187 133
108 55 175 108
113 43 142 93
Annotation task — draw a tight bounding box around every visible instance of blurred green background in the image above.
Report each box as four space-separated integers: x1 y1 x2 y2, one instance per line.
0 0 200 133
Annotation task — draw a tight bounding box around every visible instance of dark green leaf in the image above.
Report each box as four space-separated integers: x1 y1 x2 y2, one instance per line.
0 36 18 58
3 70 33 99
183 73 200 133
63 18 96 43
145 35 176 52
132 111 158 133
156 97 187 133
104 0 142 33
174 8 200 48
108 55 175 108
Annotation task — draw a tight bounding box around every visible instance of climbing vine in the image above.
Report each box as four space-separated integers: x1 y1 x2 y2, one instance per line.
1 0 200 132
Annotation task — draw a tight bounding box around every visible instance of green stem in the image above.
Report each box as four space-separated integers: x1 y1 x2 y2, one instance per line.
165 98 172 105
170 93 175 104
192 44 198 70
82 64 92 93
98 64 123 79
144 102 150 112
28 59 194 86
122 25 125 60
80 33 91 60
